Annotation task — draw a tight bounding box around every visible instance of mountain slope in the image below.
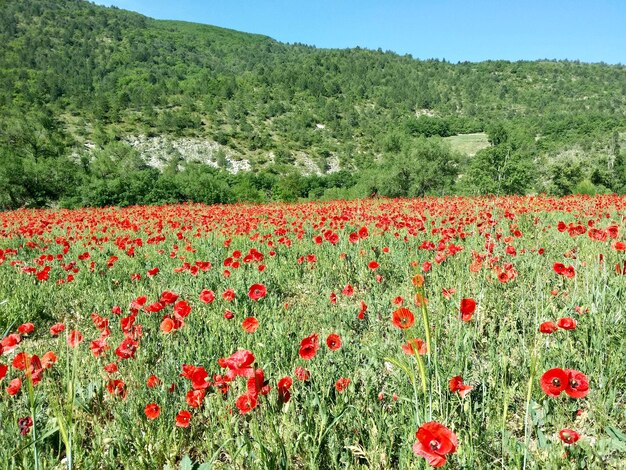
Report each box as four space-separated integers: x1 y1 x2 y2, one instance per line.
0 0 625 208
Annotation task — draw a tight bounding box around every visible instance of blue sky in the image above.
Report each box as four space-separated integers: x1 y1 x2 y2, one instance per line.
95 1 626 64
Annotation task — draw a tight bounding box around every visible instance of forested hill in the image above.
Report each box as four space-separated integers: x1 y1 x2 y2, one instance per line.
1 0 626 209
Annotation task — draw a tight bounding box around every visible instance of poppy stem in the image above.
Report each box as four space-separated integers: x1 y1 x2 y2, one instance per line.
522 340 538 470
411 376 421 425
417 286 432 358
414 347 428 397
25 356 39 470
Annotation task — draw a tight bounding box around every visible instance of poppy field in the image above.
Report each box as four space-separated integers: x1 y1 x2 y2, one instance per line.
0 195 625 469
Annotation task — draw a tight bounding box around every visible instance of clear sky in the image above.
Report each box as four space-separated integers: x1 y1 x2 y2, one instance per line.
94 0 626 64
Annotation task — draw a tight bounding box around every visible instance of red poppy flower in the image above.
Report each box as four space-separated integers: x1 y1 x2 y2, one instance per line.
0 364 8 381
1 334 20 354
391 308 415 330
175 410 192 428
174 301 191 318
335 377 350 393
448 375 473 398
295 366 310 381
574 306 589 315
146 375 161 388
114 336 139 360
248 283 267 301
247 368 270 398
559 429 580 444
222 288 236 301
107 379 127 399
412 274 424 288
36 266 50 281
145 302 165 313
357 300 367 320
564 369 589 398
104 363 118 374
7 377 22 396
160 317 175 333
402 338 427 356
199 289 215 304
553 262 566 275
159 291 178 305
91 313 109 330
187 367 210 390
242 317 260 333
90 338 109 358
277 376 293 403
368 261 379 270
17 323 34 335
460 298 476 322
326 333 341 350
539 321 558 334
67 330 84 348
186 389 206 408
18 416 33 436
12 352 29 370
413 421 458 468
329 292 337 304
144 403 160 420
220 349 255 378
342 284 354 297
441 288 456 300
50 323 65 336
120 314 136 334
299 333 320 360
235 393 257 414
540 368 568 397
130 296 147 311
557 317 577 330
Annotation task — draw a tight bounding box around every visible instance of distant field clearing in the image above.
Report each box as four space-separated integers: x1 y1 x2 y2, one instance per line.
444 132 490 156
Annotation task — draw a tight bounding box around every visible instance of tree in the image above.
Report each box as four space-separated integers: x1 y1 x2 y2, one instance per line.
487 123 508 146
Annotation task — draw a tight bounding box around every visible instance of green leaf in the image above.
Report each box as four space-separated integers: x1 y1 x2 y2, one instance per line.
179 455 193 470
606 426 626 442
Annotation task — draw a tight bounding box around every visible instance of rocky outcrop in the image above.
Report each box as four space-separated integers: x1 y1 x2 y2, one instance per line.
124 135 251 173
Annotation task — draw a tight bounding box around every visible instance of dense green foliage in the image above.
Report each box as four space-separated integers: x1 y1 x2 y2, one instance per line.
1 0 626 209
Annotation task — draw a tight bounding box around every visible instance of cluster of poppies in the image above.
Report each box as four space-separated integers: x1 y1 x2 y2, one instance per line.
540 368 588 446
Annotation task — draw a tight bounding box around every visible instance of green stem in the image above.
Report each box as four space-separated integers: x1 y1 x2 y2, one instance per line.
411 374 421 426
25 357 39 470
522 341 538 470
418 286 432 359
414 346 428 396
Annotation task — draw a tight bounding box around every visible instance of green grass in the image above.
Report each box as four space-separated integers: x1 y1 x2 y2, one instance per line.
445 133 490 156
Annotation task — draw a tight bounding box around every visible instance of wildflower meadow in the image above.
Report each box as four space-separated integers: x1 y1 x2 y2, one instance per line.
0 195 625 468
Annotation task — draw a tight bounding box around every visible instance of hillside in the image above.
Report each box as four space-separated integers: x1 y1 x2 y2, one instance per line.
1 0 626 208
